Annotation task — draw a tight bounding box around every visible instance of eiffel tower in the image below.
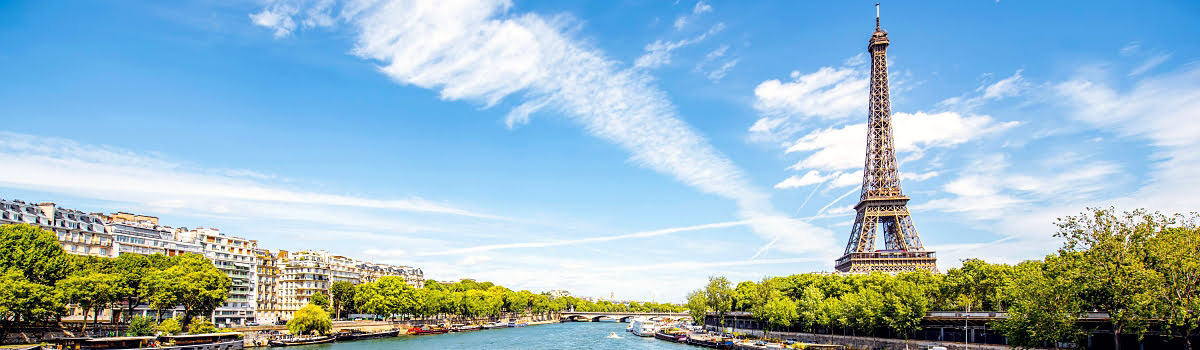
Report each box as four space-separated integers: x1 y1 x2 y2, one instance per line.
834 4 937 274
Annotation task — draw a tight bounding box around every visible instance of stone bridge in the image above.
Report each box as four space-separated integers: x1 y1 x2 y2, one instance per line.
560 311 690 322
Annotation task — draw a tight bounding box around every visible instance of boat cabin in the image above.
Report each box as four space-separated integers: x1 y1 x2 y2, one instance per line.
52 336 155 350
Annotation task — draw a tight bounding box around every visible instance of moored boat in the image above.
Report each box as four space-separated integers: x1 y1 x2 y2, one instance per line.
407 325 449 335
52 333 244 350
630 318 657 337
450 324 482 332
653 329 688 343
268 335 334 346
334 328 400 341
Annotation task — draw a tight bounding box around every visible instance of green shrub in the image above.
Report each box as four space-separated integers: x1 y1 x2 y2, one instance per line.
128 316 158 336
157 317 182 335
188 318 216 334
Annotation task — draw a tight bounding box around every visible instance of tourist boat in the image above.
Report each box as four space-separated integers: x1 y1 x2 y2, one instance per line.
52 333 244 350
451 324 482 332
268 335 334 346
407 325 449 335
334 328 401 341
653 329 688 343
630 318 657 337
481 321 507 329
684 335 735 349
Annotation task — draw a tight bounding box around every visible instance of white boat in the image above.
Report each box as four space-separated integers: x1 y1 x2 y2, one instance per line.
607 332 620 339
631 318 657 337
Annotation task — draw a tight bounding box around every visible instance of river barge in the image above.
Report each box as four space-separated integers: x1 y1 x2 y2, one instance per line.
51 333 243 350
653 329 688 343
407 325 449 335
267 335 333 346
333 329 400 341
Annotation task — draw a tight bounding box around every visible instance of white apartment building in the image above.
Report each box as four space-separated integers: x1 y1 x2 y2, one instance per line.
0 199 112 257
177 228 258 326
358 262 425 287
255 248 283 324
103 213 201 257
278 250 334 319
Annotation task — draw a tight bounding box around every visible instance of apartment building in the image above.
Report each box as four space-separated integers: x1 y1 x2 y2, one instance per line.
278 250 333 318
357 262 425 287
254 248 283 324
102 213 201 256
0 199 113 257
177 228 258 326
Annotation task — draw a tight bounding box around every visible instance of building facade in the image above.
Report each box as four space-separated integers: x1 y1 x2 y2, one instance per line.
254 248 282 324
0 199 113 257
103 213 201 257
177 228 258 326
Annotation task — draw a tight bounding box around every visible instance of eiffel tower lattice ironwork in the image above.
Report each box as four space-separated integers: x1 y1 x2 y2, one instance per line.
834 4 937 274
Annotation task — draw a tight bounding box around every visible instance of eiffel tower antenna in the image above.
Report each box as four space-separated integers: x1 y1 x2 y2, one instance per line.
834 4 937 274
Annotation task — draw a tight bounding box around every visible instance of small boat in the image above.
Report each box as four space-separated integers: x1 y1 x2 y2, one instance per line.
268 335 334 346
407 325 449 335
654 329 688 343
451 324 482 332
607 332 620 339
631 318 657 337
334 328 401 341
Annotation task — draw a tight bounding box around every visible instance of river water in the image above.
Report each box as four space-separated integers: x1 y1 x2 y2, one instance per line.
286 322 700 349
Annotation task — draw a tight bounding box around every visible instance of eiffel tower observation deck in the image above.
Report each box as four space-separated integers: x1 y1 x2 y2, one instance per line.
835 4 938 274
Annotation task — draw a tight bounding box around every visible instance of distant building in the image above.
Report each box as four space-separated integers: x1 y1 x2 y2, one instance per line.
356 261 424 288
546 290 571 299
177 228 258 326
101 213 200 257
0 199 112 257
255 248 283 324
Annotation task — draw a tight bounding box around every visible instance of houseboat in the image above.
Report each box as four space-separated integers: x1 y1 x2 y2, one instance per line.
630 318 657 337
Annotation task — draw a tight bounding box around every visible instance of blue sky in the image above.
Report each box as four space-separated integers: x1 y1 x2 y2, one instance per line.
1 0 1197 302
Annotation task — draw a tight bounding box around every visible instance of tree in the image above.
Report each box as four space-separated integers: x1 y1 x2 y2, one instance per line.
704 276 734 330
880 278 928 339
330 281 355 320
288 304 332 336
733 281 759 312
1145 218 1200 350
112 253 152 323
157 317 182 336
188 317 216 334
757 292 798 341
0 224 71 285
142 254 231 327
1057 208 1165 350
0 268 63 342
686 290 708 326
127 316 157 336
795 286 825 332
56 273 117 332
310 291 330 311
993 257 1086 349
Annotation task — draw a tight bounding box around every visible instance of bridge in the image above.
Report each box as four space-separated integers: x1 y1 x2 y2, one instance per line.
560 311 690 322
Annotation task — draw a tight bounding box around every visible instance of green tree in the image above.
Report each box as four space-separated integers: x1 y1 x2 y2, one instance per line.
157 317 182 336
686 290 708 326
188 317 216 334
1145 217 1200 350
310 291 330 311
733 281 759 312
288 304 332 335
1057 208 1165 350
112 253 152 323
0 224 71 285
993 257 1086 349
127 316 157 336
795 286 825 332
330 281 356 319
880 279 928 339
757 292 798 340
704 276 734 330
56 273 117 332
142 254 231 327
0 268 63 342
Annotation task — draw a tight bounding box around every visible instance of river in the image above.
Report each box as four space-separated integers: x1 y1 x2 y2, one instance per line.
285 322 700 349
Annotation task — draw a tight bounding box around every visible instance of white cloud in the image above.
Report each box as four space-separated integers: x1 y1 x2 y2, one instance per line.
692 1 712 14
251 0 835 255
673 16 688 30
634 23 724 69
981 69 1025 99
784 112 1017 171
774 171 832 189
706 59 738 82
249 3 299 38
753 66 866 121
419 220 747 256
1129 53 1170 77
900 171 939 182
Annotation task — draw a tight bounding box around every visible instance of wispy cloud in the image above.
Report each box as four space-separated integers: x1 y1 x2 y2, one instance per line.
418 220 748 256
634 23 724 69
251 0 835 255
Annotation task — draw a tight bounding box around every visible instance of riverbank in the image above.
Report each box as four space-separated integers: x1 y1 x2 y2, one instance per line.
241 318 562 347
